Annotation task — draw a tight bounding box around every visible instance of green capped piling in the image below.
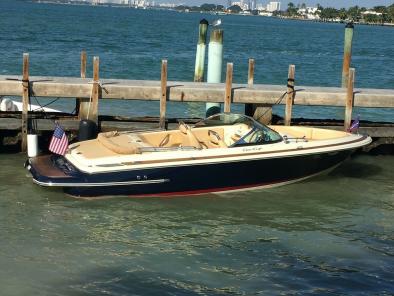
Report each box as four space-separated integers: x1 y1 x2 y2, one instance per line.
206 29 223 117
194 19 209 82
341 23 354 88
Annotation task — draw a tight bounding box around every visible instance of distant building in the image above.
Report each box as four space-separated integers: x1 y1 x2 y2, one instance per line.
298 7 320 20
361 10 383 16
231 0 249 10
158 2 176 8
266 1 280 12
259 11 273 16
250 0 256 10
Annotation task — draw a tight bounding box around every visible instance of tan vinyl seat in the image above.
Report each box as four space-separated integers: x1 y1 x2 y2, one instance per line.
208 129 227 148
97 131 147 154
179 122 202 149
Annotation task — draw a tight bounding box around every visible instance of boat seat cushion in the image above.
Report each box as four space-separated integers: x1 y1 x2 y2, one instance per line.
97 131 148 154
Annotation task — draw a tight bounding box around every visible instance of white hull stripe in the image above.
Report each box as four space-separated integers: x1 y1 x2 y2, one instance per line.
72 135 371 175
32 178 170 187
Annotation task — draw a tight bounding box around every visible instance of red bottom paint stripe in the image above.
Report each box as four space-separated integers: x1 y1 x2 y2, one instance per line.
128 181 285 197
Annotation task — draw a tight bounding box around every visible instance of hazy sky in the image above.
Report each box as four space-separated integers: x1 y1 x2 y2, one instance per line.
173 0 394 9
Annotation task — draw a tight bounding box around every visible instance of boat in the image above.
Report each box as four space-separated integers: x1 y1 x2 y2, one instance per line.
26 113 371 198
0 97 60 112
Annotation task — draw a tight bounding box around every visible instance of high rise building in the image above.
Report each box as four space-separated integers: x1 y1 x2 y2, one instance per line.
266 1 281 12
250 0 256 10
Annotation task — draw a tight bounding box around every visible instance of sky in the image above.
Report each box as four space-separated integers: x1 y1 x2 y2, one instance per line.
170 0 394 9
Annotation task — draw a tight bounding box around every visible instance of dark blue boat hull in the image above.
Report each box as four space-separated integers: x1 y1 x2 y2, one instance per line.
28 150 353 197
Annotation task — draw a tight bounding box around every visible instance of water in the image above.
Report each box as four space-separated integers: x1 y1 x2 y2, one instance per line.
0 1 393 120
0 1 394 295
1 154 393 295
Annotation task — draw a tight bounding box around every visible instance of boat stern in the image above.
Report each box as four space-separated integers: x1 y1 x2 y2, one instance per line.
26 155 81 187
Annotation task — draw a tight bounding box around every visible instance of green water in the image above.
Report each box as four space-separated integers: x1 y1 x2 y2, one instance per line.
0 154 393 295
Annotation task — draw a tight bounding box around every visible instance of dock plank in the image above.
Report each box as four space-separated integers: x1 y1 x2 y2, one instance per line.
1 75 393 108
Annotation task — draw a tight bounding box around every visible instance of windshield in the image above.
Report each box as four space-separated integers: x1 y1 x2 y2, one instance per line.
194 113 282 146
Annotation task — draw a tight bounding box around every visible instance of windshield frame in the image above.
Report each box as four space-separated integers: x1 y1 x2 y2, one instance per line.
194 113 283 146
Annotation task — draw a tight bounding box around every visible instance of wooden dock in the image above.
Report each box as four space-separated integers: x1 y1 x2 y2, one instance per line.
0 54 393 153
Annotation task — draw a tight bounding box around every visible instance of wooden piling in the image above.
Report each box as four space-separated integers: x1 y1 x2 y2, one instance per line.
245 59 272 124
224 63 233 113
248 58 254 86
344 68 355 131
244 59 272 124
160 59 167 129
194 19 209 82
88 56 100 123
245 58 255 116
81 51 87 78
341 23 354 88
76 50 87 118
21 53 30 152
285 64 295 126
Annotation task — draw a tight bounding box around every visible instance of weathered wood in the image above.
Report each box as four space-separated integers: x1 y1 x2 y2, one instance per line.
160 60 167 129
344 68 355 131
248 58 254 86
311 126 394 138
89 56 100 123
0 118 79 131
194 19 208 82
3 118 394 138
245 58 256 116
250 104 273 125
285 65 295 126
0 76 394 108
77 50 87 119
224 63 233 113
342 23 354 88
363 137 394 152
21 53 30 152
81 51 87 78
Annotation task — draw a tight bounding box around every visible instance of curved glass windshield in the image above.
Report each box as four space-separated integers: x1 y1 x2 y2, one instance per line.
194 113 282 146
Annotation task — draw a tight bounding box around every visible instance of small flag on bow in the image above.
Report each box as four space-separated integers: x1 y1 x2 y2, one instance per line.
347 115 360 133
49 124 68 155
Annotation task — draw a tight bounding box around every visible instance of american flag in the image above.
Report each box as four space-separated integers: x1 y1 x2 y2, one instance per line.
347 116 360 133
49 124 68 155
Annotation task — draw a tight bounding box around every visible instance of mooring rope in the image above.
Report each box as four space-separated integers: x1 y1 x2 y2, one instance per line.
255 88 298 123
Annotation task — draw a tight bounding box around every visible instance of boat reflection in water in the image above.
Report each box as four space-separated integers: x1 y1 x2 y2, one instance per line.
26 113 372 198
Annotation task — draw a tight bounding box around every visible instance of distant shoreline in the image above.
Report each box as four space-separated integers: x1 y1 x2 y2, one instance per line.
275 16 394 27
28 1 394 27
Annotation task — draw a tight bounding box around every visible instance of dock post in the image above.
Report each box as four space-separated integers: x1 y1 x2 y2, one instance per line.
341 23 354 88
247 58 254 87
245 58 255 116
76 50 87 118
344 68 355 130
160 60 167 129
206 29 223 117
285 65 295 126
244 59 273 124
21 53 30 153
88 56 100 123
224 63 233 113
194 19 208 82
